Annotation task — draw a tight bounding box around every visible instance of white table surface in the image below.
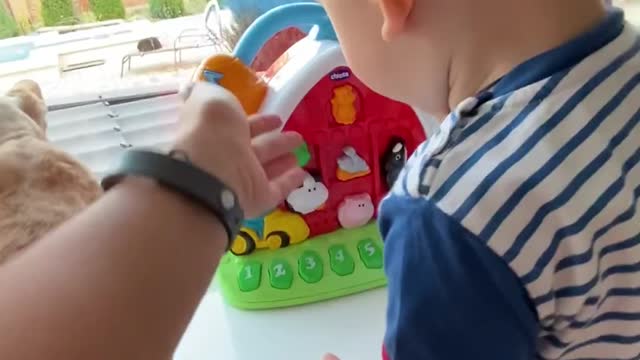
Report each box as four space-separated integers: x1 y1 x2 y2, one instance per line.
174 287 388 360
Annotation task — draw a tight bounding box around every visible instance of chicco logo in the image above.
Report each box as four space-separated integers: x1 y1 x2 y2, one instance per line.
330 70 350 81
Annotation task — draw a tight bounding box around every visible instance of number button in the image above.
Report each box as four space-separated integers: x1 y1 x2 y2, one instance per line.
328 245 355 276
357 239 383 269
238 261 261 292
298 251 323 284
269 259 293 289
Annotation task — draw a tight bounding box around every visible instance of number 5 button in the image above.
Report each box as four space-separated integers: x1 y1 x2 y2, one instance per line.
298 251 323 284
329 245 355 276
357 239 383 269
269 259 293 289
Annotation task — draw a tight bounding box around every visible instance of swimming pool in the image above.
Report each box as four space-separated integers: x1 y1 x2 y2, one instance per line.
0 42 34 63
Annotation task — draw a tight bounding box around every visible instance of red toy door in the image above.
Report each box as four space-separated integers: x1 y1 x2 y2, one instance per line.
282 66 426 237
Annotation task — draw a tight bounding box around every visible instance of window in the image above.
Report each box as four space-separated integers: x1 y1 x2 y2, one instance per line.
0 0 307 178
0 1 312 100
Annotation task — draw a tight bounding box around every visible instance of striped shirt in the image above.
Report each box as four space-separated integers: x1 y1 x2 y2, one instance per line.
379 8 640 360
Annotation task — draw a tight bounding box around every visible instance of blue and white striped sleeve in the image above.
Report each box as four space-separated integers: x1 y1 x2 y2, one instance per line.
379 195 540 360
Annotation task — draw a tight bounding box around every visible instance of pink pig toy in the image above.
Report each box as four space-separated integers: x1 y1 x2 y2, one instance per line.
338 193 374 229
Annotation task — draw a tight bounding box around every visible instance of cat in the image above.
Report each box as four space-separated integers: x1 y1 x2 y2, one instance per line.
0 80 102 264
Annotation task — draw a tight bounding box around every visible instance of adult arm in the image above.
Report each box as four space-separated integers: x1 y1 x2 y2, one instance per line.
0 84 305 360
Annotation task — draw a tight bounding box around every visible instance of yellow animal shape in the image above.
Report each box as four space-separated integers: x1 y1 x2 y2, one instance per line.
230 209 311 256
331 85 357 125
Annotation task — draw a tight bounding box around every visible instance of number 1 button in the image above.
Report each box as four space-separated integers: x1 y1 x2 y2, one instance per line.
357 239 383 269
329 245 355 276
269 259 293 289
238 261 261 292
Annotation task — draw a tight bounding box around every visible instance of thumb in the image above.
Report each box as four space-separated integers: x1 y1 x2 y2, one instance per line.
323 354 341 360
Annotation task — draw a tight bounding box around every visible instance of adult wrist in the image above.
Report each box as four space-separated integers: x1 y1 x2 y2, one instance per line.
101 149 245 249
171 137 252 211
117 177 229 251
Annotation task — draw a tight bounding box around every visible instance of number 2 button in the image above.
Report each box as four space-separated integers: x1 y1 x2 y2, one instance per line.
269 259 293 289
357 239 383 269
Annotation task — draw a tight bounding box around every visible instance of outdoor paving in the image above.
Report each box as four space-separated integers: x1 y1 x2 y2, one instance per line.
42 46 211 99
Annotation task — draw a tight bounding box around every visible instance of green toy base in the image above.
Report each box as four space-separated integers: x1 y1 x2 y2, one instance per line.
215 223 387 310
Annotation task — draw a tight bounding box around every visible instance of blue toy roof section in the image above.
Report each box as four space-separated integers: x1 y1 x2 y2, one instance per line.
233 2 338 66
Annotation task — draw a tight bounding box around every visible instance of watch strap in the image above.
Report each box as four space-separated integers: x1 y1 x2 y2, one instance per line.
101 149 244 248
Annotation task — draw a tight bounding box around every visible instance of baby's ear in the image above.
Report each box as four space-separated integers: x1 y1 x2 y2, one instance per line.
378 0 415 41
6 80 47 131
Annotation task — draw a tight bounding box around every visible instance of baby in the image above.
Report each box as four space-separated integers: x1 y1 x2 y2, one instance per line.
318 0 640 359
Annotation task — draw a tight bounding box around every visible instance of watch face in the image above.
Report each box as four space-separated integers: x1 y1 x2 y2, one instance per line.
168 149 191 163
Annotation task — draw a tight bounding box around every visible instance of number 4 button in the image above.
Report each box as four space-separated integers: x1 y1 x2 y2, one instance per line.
329 245 355 276
357 239 383 269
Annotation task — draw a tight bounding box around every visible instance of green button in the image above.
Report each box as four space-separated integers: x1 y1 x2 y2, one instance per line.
328 245 355 276
238 261 262 292
357 239 383 269
294 142 311 167
298 251 324 284
269 259 294 289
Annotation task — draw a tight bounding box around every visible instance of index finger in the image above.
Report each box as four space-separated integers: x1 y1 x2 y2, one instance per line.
249 115 283 137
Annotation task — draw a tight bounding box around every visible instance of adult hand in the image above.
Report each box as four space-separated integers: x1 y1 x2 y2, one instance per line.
174 82 306 218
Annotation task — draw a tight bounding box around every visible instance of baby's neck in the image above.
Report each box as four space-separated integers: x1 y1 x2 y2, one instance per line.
445 0 607 116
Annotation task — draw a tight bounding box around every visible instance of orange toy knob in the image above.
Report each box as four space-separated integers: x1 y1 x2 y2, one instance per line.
193 54 268 115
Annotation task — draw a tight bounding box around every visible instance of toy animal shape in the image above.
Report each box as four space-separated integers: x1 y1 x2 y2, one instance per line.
331 85 357 125
338 193 374 229
383 138 407 188
286 172 328 215
337 146 370 181
0 80 101 264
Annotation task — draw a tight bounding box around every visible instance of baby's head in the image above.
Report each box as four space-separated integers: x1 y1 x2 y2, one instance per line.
320 0 451 115
319 0 607 117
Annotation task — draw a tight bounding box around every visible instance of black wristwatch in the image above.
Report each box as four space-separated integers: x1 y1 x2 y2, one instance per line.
101 149 244 249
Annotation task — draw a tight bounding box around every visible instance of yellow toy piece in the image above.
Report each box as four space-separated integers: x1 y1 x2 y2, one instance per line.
331 85 357 125
230 209 311 256
193 53 268 115
230 227 260 256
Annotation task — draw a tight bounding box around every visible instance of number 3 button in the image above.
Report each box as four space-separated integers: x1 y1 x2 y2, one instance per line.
298 251 323 284
269 259 293 289
357 239 383 269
